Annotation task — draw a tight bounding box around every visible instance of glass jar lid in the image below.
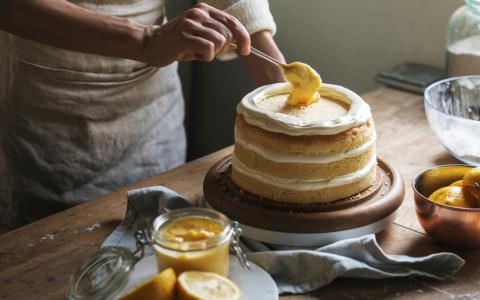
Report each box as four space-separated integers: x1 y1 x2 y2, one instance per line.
66 246 136 300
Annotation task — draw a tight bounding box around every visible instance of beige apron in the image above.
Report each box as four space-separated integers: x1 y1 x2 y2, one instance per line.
0 0 186 231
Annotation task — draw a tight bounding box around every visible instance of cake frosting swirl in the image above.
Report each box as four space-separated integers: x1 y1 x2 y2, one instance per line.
236 83 372 136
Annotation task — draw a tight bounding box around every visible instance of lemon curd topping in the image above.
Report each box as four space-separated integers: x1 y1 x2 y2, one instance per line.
160 217 224 242
281 62 322 106
256 93 348 124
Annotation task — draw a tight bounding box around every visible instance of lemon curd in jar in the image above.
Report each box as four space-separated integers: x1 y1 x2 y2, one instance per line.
153 208 233 277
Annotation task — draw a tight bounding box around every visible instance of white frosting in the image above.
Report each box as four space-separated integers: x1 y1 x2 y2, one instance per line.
235 130 377 164
232 154 377 191
236 83 372 136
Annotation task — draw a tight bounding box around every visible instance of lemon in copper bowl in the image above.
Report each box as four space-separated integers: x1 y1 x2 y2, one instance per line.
412 164 480 249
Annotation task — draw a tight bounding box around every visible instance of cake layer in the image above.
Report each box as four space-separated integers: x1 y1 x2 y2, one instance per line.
232 81 376 204
231 161 377 203
234 142 375 180
232 154 376 190
236 114 375 155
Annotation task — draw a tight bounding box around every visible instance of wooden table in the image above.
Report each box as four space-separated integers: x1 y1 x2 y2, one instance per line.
1 87 478 300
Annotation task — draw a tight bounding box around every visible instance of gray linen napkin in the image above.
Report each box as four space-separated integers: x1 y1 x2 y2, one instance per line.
103 186 465 294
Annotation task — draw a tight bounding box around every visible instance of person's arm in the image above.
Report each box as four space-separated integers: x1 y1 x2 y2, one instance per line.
200 0 285 85
0 1 250 67
241 30 286 85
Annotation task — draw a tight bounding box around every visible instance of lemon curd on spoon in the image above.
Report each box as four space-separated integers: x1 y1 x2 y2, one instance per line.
281 62 322 106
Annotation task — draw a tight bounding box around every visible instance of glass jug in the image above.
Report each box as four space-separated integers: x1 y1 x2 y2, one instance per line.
446 0 480 76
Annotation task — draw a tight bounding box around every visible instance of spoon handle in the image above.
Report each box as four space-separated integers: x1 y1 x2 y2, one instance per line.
231 42 286 67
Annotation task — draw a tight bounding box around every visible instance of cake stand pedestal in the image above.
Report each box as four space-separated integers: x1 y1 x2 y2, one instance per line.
203 154 405 247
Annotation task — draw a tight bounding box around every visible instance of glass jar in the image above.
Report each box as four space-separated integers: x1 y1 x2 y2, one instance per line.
446 0 480 76
66 208 247 300
152 208 234 277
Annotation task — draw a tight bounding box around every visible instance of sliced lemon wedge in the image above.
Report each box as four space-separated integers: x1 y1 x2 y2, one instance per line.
120 268 176 300
178 271 241 300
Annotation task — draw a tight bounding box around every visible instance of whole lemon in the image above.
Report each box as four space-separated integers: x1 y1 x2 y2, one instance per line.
421 166 473 196
463 166 480 206
428 186 474 208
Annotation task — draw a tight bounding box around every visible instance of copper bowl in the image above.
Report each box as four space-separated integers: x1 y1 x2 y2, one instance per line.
413 164 480 249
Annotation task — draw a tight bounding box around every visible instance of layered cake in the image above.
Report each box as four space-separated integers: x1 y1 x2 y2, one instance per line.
231 82 376 204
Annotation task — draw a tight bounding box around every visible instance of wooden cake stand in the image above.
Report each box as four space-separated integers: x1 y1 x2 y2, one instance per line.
204 154 405 246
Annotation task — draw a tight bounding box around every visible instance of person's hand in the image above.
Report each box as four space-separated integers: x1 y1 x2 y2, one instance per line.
242 30 286 85
141 3 250 67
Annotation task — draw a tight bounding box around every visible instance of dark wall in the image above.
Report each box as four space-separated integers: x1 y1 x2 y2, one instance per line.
186 59 255 160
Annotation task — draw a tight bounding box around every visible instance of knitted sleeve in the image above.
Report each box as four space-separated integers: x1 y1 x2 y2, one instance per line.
199 0 276 60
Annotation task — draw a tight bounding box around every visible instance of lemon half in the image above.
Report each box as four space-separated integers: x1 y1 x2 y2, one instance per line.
120 268 176 300
178 271 241 300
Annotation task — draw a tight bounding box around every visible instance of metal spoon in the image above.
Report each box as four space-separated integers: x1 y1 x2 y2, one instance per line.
231 42 287 68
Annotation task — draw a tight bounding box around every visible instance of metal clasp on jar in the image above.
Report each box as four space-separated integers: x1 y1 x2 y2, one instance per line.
133 228 152 262
230 221 251 269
